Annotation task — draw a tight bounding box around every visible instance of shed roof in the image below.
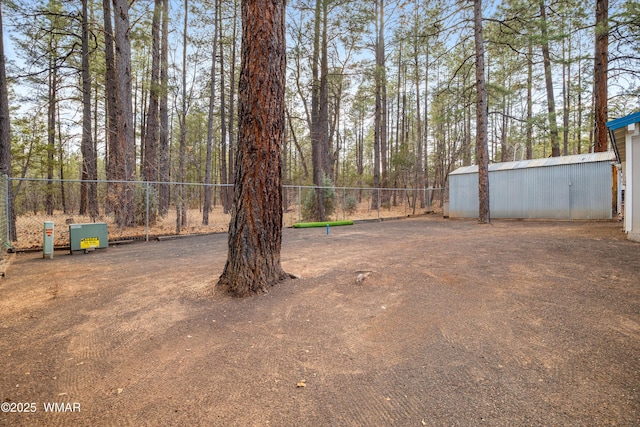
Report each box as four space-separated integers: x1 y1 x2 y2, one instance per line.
449 151 616 176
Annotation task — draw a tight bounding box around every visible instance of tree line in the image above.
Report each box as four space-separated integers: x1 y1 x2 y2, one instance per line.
0 0 638 229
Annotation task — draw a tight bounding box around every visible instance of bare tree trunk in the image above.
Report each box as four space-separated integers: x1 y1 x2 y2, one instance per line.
424 44 429 190
474 0 490 224
526 39 533 159
463 97 472 166
103 0 118 218
593 0 608 152
413 13 424 209
177 0 188 232
577 54 583 154
372 0 381 210
158 0 170 216
227 0 238 206
46 56 56 216
57 112 66 214
311 0 325 220
539 0 561 157
112 0 136 227
0 2 16 241
0 2 9 178
203 0 219 225
562 35 570 156
320 0 331 180
81 0 98 220
373 0 388 207
143 0 162 186
500 92 508 162
219 0 229 214
218 0 292 297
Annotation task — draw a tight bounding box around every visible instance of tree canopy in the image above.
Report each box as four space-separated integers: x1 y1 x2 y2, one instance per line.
1 0 638 221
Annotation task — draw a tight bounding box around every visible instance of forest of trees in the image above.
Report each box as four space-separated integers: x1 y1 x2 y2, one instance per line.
0 0 639 225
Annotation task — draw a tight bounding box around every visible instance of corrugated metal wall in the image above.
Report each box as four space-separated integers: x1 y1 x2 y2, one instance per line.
449 158 613 220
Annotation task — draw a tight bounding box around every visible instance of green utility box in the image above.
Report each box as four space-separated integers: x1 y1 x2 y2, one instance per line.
69 223 108 254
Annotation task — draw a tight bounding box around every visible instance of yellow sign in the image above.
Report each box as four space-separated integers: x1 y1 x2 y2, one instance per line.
80 237 100 249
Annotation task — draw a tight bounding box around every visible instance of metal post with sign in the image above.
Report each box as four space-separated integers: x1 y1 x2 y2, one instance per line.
43 221 54 259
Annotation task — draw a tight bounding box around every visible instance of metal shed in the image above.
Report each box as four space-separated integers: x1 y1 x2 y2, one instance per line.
608 111 640 242
448 152 616 220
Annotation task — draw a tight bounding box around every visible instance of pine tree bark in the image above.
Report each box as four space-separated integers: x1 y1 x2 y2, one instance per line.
412 15 424 209
593 0 608 152
310 0 326 220
204 0 220 225
177 0 188 232
319 0 331 180
219 0 229 214
377 0 388 204
373 0 388 207
526 39 533 160
158 0 170 216
0 2 15 241
112 0 136 227
81 0 98 220
218 0 292 297
143 0 162 185
227 0 238 208
0 3 11 178
103 0 117 185
539 0 560 157
46 56 56 216
474 0 490 224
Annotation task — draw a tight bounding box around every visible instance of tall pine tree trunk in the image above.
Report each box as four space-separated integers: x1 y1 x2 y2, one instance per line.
539 0 561 157
593 0 608 152
227 0 238 208
373 0 388 207
158 0 170 216
310 0 325 220
112 0 136 227
46 57 56 216
143 0 161 186
526 39 533 159
103 0 118 212
177 0 188 232
218 0 292 297
219 0 229 214
0 2 9 179
81 0 98 220
203 0 219 225
0 2 15 241
320 0 331 180
474 0 490 224
413 12 424 209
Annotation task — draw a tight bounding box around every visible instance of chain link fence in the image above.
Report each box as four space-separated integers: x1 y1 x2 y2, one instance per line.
0 175 9 257
7 178 444 251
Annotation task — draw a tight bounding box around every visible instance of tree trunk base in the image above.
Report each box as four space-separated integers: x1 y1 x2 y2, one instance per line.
217 270 297 298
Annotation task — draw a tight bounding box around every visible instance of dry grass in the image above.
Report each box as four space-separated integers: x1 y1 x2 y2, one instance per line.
14 202 441 250
15 207 231 250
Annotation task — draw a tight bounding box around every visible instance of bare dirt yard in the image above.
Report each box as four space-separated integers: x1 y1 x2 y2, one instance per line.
1 216 639 426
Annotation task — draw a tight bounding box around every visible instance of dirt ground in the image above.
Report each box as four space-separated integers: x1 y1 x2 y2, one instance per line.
1 216 639 426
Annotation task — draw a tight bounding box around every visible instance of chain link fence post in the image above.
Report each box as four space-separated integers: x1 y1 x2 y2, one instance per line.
298 185 301 223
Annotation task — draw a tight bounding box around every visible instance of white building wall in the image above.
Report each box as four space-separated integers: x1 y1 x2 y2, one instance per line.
628 123 640 241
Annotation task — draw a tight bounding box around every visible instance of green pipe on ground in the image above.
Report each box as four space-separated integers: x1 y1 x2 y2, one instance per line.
293 220 354 228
